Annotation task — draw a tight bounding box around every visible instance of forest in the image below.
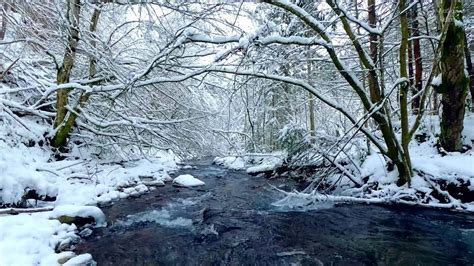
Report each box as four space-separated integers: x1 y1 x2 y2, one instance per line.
0 0 474 265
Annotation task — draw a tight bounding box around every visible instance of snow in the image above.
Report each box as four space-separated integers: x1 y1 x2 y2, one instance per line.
464 114 474 141
0 137 57 204
173 174 205 187
0 213 79 266
0 1 474 264
273 115 474 212
0 117 179 265
213 156 246 170
214 152 286 174
432 74 442 86
63 253 95 266
50 205 107 227
246 154 285 174
454 19 464 28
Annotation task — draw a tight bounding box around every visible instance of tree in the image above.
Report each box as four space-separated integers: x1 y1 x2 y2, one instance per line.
410 3 423 114
437 0 469 152
260 0 416 185
177 0 465 185
51 0 82 148
1 1 231 157
0 2 6 41
465 0 474 112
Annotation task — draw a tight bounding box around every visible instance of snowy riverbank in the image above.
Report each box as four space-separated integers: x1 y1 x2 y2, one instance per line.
0 133 179 265
216 115 474 212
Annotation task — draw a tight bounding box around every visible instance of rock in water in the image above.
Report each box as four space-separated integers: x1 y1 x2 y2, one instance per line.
172 174 205 187
50 205 107 227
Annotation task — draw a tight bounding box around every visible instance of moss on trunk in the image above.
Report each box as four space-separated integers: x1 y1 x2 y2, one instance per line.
438 0 468 152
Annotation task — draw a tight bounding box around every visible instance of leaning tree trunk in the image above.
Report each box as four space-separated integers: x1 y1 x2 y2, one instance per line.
51 0 81 148
52 6 101 149
437 0 469 152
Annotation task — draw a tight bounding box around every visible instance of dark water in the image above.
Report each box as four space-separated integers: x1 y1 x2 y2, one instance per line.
77 161 474 265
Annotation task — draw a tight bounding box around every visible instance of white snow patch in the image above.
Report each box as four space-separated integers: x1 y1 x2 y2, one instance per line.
454 19 464 28
432 74 442 86
173 174 205 187
63 253 95 266
213 156 246 170
246 156 284 174
50 205 107 227
0 213 78 266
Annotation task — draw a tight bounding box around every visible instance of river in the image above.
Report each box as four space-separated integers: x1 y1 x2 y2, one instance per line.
76 161 474 265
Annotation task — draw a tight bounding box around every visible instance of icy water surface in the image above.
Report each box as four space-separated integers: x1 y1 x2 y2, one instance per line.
77 161 474 265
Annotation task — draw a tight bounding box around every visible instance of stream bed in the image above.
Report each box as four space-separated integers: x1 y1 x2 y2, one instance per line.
76 161 474 265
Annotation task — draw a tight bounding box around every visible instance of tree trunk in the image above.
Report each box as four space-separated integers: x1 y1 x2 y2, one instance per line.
53 3 102 150
51 0 81 148
398 0 413 182
464 33 474 112
412 5 423 114
269 0 414 185
307 49 315 139
438 0 469 152
0 2 7 40
367 0 379 103
52 7 101 150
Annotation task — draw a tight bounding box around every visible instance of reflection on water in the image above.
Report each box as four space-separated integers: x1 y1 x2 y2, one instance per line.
77 162 474 265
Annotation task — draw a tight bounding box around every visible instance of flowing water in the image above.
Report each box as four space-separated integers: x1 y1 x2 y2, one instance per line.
76 161 474 265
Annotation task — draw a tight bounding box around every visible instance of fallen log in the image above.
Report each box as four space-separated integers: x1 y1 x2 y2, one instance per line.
0 206 54 215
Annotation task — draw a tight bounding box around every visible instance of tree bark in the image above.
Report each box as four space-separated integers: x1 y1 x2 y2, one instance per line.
0 2 7 40
367 0 378 103
51 0 81 148
307 49 315 139
52 6 101 149
398 0 413 183
438 0 469 152
412 5 423 114
464 33 474 112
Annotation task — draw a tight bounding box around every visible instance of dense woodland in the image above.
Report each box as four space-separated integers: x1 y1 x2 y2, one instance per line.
0 0 473 199
0 0 474 264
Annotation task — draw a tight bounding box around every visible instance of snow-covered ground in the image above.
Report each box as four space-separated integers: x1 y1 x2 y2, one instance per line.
0 117 179 265
216 115 474 212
